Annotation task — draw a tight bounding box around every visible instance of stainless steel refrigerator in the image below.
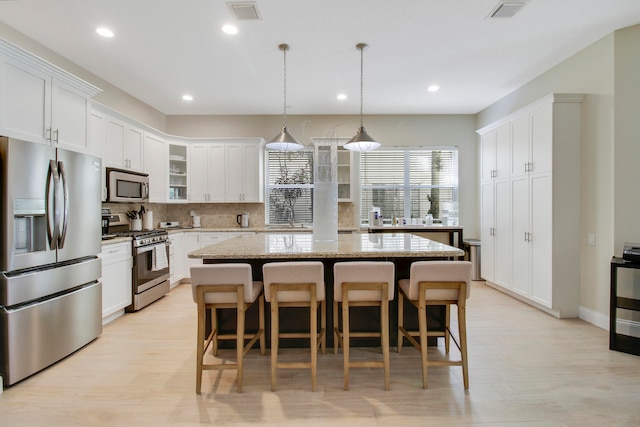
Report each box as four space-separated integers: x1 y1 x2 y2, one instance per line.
0 136 102 386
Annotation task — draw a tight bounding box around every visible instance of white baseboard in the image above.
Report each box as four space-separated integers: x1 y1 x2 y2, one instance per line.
579 305 640 337
578 306 609 330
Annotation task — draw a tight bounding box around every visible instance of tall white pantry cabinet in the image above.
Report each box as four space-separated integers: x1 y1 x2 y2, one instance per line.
478 94 584 318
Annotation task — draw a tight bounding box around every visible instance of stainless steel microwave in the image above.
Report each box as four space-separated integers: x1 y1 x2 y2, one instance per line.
106 168 149 203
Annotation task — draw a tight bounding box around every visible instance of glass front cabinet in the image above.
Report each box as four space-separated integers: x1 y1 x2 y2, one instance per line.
167 140 188 202
312 138 354 202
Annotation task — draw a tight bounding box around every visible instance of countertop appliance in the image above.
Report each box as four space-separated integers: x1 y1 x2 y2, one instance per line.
1 136 102 386
106 167 149 203
237 212 249 228
622 243 640 263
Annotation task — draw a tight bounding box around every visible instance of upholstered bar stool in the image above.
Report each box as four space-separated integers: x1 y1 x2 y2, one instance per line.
397 261 472 389
191 264 266 394
333 261 395 391
262 261 326 392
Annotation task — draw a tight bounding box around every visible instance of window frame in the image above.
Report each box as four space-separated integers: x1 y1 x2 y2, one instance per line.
359 146 459 225
264 148 314 226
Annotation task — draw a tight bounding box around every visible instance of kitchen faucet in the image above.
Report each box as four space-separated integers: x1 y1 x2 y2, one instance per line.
284 206 295 227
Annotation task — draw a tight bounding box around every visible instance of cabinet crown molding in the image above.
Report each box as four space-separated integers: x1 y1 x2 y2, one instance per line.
477 93 584 135
0 37 102 98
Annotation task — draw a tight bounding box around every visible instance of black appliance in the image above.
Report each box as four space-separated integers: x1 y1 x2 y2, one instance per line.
622 243 640 263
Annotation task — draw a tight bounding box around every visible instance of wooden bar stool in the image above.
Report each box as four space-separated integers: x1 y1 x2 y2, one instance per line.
262 261 326 392
333 261 395 390
191 264 265 394
397 261 472 389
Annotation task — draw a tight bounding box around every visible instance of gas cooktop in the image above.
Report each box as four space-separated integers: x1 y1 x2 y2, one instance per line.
114 229 167 239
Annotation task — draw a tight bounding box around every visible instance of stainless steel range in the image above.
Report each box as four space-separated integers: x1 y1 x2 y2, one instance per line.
119 229 170 312
103 212 170 311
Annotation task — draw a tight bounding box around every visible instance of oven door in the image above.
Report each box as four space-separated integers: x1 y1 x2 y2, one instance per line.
133 242 170 293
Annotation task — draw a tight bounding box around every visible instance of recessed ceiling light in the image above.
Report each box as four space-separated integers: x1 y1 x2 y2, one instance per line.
337 93 347 101
427 85 440 92
222 24 238 35
96 27 114 38
182 94 193 101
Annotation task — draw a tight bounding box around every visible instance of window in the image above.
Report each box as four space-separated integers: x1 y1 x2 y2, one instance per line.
265 149 314 225
360 148 459 225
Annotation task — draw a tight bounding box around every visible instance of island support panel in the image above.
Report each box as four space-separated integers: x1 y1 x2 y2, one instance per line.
204 257 447 348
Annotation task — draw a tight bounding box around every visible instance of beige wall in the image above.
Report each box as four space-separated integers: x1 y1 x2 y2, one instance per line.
166 114 479 235
477 30 628 326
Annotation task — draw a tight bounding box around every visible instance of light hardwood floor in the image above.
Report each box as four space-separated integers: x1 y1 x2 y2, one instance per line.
1 280 639 426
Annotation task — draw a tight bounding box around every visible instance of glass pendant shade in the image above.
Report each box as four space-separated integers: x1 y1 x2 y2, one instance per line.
267 43 303 151
345 43 379 152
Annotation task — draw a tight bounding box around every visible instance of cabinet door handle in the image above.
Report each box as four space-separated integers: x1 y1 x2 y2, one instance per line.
53 128 59 144
46 127 52 142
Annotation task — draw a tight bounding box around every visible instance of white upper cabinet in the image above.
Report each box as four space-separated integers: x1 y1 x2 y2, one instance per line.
167 140 189 203
311 138 354 202
481 123 510 181
189 142 225 203
143 131 166 203
511 105 553 176
103 116 143 172
188 139 263 203
226 140 263 202
0 39 101 152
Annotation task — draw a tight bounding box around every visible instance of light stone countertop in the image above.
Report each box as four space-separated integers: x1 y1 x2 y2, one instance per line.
368 224 463 231
188 232 464 260
100 236 132 246
165 226 359 234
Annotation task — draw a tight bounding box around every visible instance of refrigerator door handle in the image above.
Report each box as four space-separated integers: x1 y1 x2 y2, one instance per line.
58 160 69 248
46 159 61 249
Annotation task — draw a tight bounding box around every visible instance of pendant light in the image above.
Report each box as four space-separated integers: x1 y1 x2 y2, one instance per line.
266 43 303 151
344 43 380 152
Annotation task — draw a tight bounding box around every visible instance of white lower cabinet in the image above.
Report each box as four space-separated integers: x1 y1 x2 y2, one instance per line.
100 242 132 324
184 233 203 278
478 93 583 318
168 232 185 287
182 232 255 279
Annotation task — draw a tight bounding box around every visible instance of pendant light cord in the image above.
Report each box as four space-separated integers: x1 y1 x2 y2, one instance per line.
357 43 366 128
281 44 288 128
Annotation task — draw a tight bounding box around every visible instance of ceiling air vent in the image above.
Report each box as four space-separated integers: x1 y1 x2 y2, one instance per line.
488 1 527 18
228 2 261 20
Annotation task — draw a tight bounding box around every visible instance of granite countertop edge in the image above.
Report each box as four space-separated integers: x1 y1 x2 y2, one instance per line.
100 236 133 246
189 249 464 259
165 227 360 234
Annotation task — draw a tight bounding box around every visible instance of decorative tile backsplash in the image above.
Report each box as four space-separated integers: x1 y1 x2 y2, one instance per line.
102 202 355 229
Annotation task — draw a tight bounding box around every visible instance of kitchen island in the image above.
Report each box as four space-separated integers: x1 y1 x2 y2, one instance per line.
368 224 464 250
189 232 463 261
189 232 464 347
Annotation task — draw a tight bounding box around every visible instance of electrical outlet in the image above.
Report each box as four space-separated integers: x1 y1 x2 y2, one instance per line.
587 233 596 246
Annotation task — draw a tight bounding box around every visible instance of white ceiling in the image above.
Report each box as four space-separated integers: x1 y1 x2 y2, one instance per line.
1 0 640 116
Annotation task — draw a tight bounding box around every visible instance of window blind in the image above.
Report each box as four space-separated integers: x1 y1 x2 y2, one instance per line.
265 149 314 225
360 148 458 224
